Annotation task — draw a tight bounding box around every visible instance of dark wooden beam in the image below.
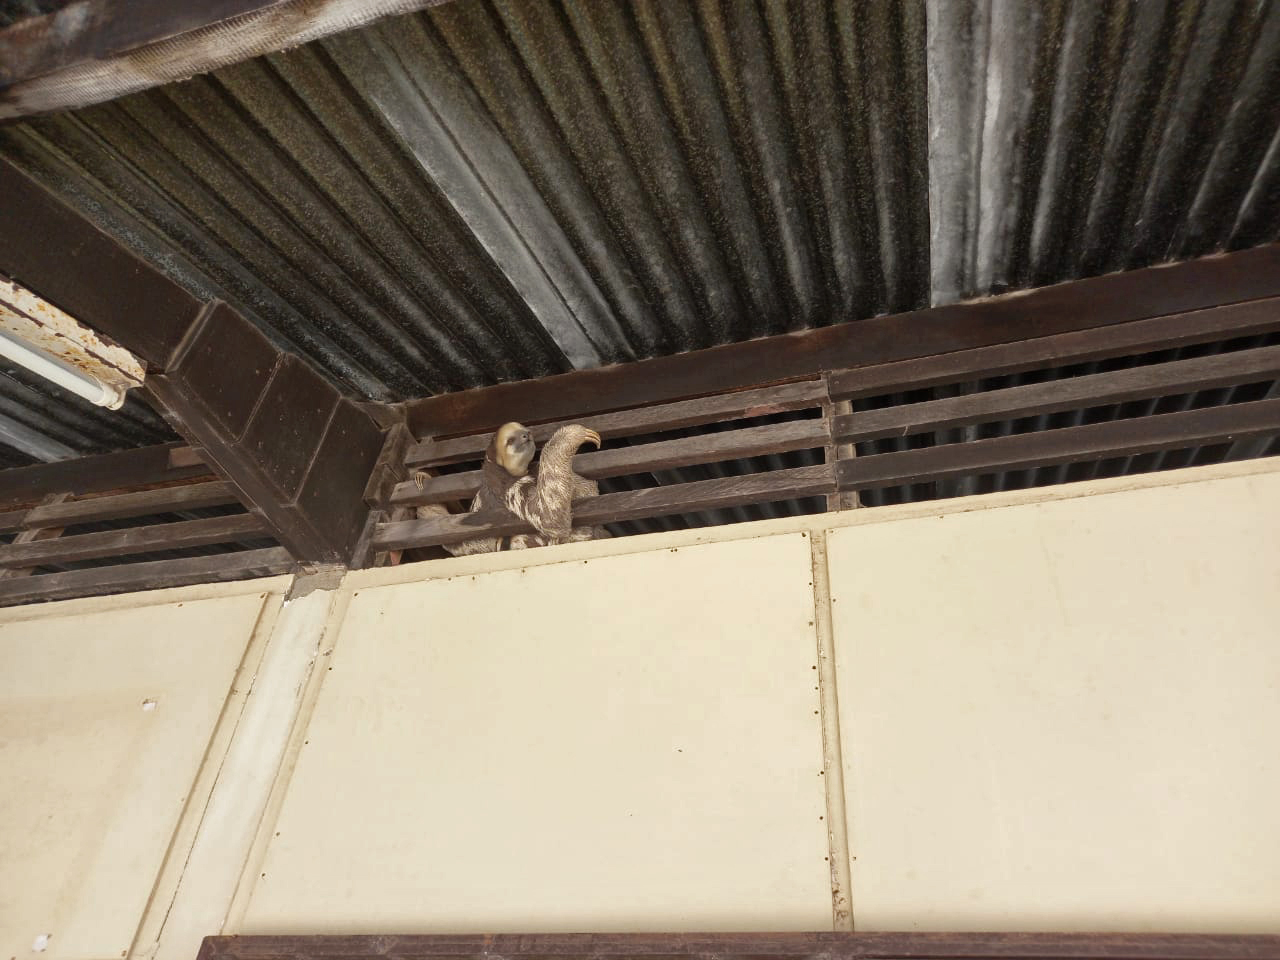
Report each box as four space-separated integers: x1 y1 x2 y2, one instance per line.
0 546 294 605
838 397 1280 492
833 344 1280 444
827 297 1280 401
145 306 386 562
196 932 1280 960
0 163 386 564
0 442 210 510
374 464 834 551
403 245 1280 440
0 480 242 534
0 513 267 568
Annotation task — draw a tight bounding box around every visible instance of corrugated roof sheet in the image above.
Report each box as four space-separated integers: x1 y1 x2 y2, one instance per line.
0 0 1277 505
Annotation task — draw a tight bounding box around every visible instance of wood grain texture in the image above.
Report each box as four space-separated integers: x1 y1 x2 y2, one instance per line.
0 481 241 534
405 380 828 467
833 344 1280 443
827 297 1280 401
0 441 210 510
0 546 294 605
374 464 834 551
395 420 829 507
0 513 267 568
838 398 1280 492
196 932 1280 960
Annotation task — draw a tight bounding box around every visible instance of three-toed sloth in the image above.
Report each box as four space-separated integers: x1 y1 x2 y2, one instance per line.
415 421 608 555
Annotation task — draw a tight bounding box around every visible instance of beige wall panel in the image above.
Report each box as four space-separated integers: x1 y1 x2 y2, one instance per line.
0 593 269 960
828 469 1280 932
241 533 831 933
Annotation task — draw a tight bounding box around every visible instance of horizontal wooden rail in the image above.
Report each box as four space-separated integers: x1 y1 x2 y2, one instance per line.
0 441 210 508
834 344 1280 443
0 480 242 534
828 297 1280 401
374 464 834 551
0 546 295 605
396 419 829 507
406 380 827 468
838 397 1280 491
0 513 268 568
197 931 1280 960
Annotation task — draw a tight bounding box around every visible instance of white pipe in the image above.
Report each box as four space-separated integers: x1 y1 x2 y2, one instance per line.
0 329 126 409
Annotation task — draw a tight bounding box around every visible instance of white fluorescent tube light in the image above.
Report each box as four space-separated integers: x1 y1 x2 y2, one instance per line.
0 328 127 409
0 278 145 410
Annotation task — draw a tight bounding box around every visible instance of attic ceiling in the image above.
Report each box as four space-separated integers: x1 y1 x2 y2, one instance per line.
0 0 1278 478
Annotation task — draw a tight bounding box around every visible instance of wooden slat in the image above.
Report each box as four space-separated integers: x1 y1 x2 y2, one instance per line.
147 306 387 563
1 493 69 579
828 297 1280 401
403 246 1280 439
0 480 242 534
838 397 1280 492
362 422 413 506
197 931 1280 960
0 546 294 606
395 419 829 507
373 464 834 552
0 441 210 509
834 343 1280 443
0 513 267 568
406 380 827 467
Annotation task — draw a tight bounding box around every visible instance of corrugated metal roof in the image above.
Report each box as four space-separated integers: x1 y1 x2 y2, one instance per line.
0 0 1278 510
0 1 68 30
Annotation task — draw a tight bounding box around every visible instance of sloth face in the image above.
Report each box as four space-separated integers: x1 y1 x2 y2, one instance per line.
497 421 536 477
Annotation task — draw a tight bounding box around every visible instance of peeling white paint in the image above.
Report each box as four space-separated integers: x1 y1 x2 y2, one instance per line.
0 278 145 408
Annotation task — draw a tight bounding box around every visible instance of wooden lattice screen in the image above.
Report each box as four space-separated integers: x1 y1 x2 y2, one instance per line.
359 297 1280 562
0 442 293 604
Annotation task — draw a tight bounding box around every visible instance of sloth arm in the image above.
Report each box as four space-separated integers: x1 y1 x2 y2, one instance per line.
504 425 599 541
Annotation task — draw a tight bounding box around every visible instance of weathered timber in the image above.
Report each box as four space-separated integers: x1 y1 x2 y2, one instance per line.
146 304 385 562
374 464 835 551
0 481 241 534
838 397 1280 492
348 509 388 570
403 246 1280 439
0 546 294 605
395 419 829 507
0 441 209 509
834 344 1280 444
829 297 1280 401
0 493 68 579
363 422 413 507
0 513 267 568
196 932 1280 960
405 380 828 466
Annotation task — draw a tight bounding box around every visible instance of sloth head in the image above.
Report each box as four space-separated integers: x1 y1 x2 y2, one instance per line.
492 421 536 477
